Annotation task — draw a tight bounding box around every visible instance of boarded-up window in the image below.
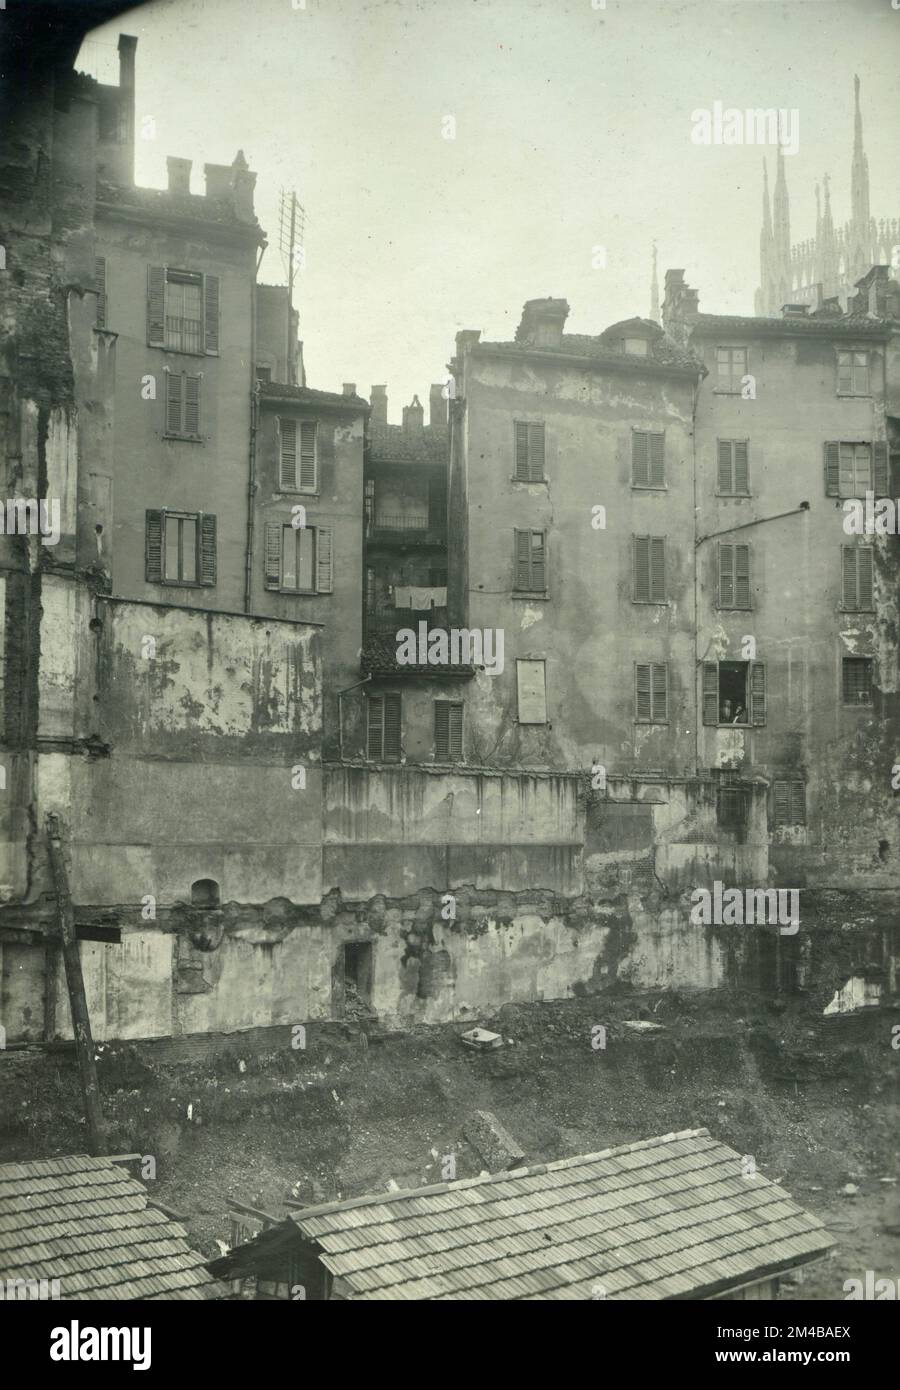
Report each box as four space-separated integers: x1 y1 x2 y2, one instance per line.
841 545 874 610
434 701 463 760
633 535 666 602
842 657 873 705
513 529 546 591
632 430 665 488
837 349 868 395
717 439 749 494
165 372 201 438
773 780 806 827
635 663 667 723
516 658 547 724
367 693 401 762
146 510 215 586
514 422 545 481
718 542 751 609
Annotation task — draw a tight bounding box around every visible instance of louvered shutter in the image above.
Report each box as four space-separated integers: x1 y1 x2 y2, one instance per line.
873 442 888 498
204 273 219 353
734 544 751 609
702 662 718 725
449 703 463 758
367 698 383 761
299 422 317 490
717 440 732 493
634 537 651 602
316 525 333 593
184 375 201 436
530 530 546 591
649 432 665 487
791 781 806 825
514 529 531 589
824 441 840 497
515 423 530 480
858 546 874 610
632 431 649 486
147 265 166 346
652 663 667 721
750 661 766 725
774 781 790 827
650 537 665 601
279 419 298 489
734 441 749 494
145 510 163 582
166 372 183 434
264 523 282 590
94 256 107 328
719 544 734 606
528 423 545 480
199 513 216 586
841 546 858 609
383 693 401 762
635 664 652 721
434 701 450 759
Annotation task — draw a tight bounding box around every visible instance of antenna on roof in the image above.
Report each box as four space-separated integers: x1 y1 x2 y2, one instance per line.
278 188 307 386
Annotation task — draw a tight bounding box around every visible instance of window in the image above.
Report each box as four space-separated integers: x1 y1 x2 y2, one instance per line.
255 365 272 384
94 256 107 328
367 693 401 761
841 545 874 611
632 430 665 488
624 337 648 356
342 942 373 1008
429 567 448 586
837 350 869 395
191 879 220 908
717 543 752 609
264 522 333 594
716 346 748 393
514 421 545 481
717 782 750 831
165 371 201 439
147 265 219 354
633 535 666 603
773 780 806 828
825 441 888 499
635 663 668 723
513 529 546 592
434 701 463 760
702 660 766 725
717 439 750 495
516 658 547 724
842 657 873 706
145 509 216 587
279 418 317 491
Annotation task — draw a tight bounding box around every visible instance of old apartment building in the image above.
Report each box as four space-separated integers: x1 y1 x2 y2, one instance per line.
0 29 897 1046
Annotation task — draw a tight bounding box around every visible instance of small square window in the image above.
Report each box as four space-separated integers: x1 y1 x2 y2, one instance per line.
842 657 873 705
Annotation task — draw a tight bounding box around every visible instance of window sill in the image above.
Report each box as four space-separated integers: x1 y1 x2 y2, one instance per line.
154 345 206 357
840 606 875 615
631 484 668 492
634 720 669 726
841 701 874 709
711 722 751 729
152 579 213 590
716 605 753 612
277 488 319 497
713 388 744 395
163 433 203 443
511 591 549 601
277 587 320 597
509 476 547 485
836 392 871 399
715 492 752 499
631 599 668 606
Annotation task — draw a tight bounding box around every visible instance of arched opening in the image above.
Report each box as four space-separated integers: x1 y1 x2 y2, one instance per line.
191 878 220 909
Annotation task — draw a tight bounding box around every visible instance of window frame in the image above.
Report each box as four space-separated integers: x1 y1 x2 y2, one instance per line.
264 520 333 595
772 779 806 829
715 345 749 394
840 544 874 612
278 417 319 493
513 527 547 594
513 421 546 483
434 700 464 762
836 348 870 397
163 369 202 441
717 541 752 610
145 508 216 589
634 662 668 725
631 429 666 490
702 660 766 727
841 656 874 707
367 692 401 763
632 534 667 604
716 438 750 496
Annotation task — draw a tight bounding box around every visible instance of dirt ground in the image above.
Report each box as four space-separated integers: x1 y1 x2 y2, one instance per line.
2 990 898 1300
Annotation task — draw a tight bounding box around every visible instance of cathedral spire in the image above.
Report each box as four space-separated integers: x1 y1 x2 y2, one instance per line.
773 143 791 308
756 158 775 315
820 172 838 299
850 74 871 280
650 241 659 323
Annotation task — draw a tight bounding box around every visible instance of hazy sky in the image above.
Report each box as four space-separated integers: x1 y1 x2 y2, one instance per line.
82 0 900 418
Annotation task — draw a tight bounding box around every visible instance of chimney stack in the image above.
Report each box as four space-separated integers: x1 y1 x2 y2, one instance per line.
166 157 192 196
515 298 569 349
342 383 356 397
229 150 256 223
661 269 700 344
429 383 447 429
370 386 387 425
402 395 424 434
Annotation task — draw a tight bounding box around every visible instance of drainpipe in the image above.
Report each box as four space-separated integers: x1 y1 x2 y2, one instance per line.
691 369 702 777
244 381 259 614
337 675 372 760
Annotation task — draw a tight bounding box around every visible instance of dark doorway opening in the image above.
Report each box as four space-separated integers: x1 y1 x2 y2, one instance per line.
343 941 373 1007
191 878 220 909
75 925 121 944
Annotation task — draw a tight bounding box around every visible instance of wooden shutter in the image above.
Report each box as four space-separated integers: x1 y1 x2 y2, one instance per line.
264 523 282 590
448 703 463 758
649 432 665 487
279 418 298 489
94 256 107 328
199 513 216 586
383 693 401 761
841 546 857 609
719 544 734 606
434 701 450 759
750 661 766 725
873 441 889 498
184 375 201 436
632 431 649 486
734 544 751 609
791 781 806 825
316 525 333 593
652 663 667 721
204 273 219 353
514 529 531 589
858 546 874 610
367 698 383 761
650 537 665 601
702 662 718 725
634 536 651 602
299 422 317 490
166 372 183 435
824 441 840 497
717 439 732 493
530 530 546 591
145 510 163 582
734 441 749 494
528 423 545 480
773 781 790 827
635 664 652 722
514 422 530 480
147 265 166 346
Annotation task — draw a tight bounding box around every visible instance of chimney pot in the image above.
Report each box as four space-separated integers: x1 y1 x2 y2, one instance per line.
429 383 447 429
402 395 424 434
342 383 356 397
167 156 192 196
370 385 387 425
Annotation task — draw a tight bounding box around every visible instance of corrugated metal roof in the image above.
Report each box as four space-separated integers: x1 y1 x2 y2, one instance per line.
0 1155 221 1301
290 1129 833 1300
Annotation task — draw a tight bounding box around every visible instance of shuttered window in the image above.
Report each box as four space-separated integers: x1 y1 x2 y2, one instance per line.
367 694 401 762
263 522 333 593
837 350 869 395
842 657 873 705
280 419 317 491
434 701 463 760
635 663 667 723
773 780 806 827
514 422 545 481
632 430 665 488
716 346 748 393
164 372 201 438
718 543 751 609
633 535 666 603
513 529 546 591
702 661 766 725
147 266 219 354
716 439 749 495
841 545 874 611
145 510 215 586
94 256 107 328
824 441 883 498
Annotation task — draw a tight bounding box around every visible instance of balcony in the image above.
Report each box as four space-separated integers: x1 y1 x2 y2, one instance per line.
366 512 447 546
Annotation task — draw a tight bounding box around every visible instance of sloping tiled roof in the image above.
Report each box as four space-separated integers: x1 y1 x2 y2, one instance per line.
361 632 474 678
96 181 264 239
688 311 892 338
0 1155 222 1300
290 1128 832 1300
475 332 703 374
258 382 368 410
367 422 448 466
